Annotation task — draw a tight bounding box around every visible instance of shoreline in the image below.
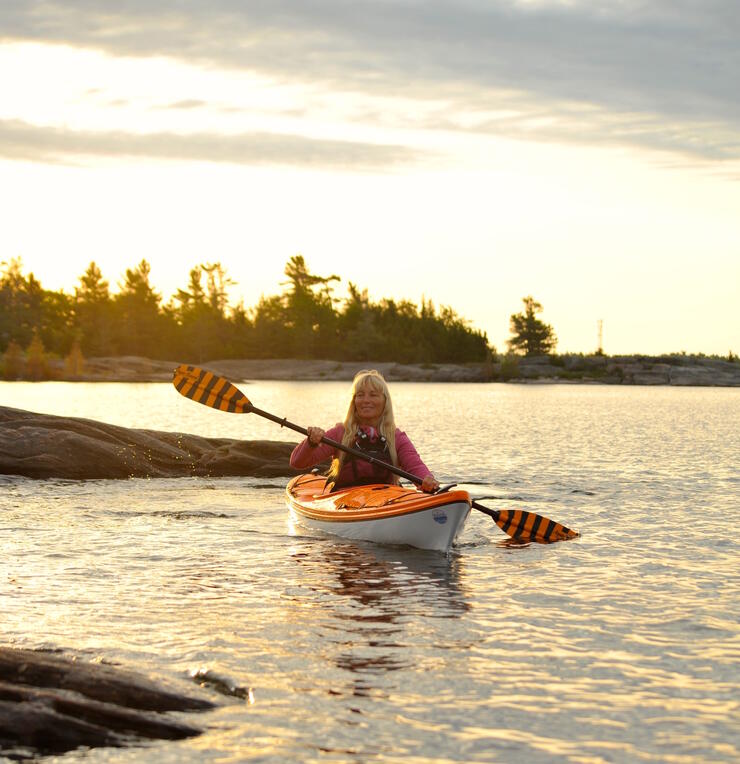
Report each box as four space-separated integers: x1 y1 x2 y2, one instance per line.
13 353 740 386
0 405 298 480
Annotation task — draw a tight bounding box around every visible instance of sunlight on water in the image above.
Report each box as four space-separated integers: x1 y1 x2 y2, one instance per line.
1 382 739 762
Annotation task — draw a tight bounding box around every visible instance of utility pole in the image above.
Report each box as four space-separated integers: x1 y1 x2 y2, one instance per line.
597 319 604 355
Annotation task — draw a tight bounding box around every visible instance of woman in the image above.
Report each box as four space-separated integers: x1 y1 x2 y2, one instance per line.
290 369 440 493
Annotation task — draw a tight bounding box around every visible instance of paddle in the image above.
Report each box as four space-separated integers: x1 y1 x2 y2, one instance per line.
172 364 579 543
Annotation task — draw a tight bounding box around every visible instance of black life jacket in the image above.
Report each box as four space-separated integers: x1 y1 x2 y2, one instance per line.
334 428 394 488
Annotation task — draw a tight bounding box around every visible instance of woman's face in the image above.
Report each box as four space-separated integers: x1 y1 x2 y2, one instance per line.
354 385 386 425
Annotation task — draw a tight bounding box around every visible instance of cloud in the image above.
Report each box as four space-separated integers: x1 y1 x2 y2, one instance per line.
159 99 209 110
1 1 738 161
0 118 424 170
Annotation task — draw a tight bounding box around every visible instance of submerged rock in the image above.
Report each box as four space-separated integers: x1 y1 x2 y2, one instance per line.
0 647 214 758
0 405 298 480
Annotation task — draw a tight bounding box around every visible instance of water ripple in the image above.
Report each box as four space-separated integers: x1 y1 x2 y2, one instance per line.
1 383 739 762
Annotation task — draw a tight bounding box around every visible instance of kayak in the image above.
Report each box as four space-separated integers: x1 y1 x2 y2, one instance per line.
285 473 471 552
174 365 579 546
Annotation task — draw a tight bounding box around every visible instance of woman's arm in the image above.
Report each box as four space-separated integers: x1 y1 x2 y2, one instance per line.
395 429 439 491
290 424 344 469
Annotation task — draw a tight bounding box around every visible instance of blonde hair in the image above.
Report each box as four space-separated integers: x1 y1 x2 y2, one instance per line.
327 369 398 483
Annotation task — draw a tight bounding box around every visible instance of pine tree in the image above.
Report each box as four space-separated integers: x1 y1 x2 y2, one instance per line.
2 340 24 379
281 255 340 357
114 260 163 357
507 296 557 356
74 261 113 356
26 331 48 380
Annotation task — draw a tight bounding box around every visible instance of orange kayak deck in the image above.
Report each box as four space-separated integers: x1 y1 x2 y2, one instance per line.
286 473 472 523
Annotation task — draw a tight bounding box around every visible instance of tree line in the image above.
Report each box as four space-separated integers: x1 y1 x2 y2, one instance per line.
1 255 498 377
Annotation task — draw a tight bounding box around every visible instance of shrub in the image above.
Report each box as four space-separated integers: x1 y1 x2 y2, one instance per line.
2 340 24 379
65 338 86 378
26 332 49 381
500 354 520 381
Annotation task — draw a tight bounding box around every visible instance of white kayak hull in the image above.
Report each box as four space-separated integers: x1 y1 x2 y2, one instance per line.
286 474 471 553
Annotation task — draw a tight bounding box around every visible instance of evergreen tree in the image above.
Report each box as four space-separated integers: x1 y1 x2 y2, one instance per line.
170 263 235 361
25 330 48 380
228 300 255 358
507 296 557 356
0 258 45 350
338 284 385 360
74 262 113 356
171 266 209 359
0 253 496 365
1 340 24 379
0 258 73 354
203 262 234 314
281 255 340 357
251 293 292 358
40 289 74 354
113 260 166 357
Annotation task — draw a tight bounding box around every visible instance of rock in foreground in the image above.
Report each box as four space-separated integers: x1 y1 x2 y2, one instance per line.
0 406 298 480
0 647 214 758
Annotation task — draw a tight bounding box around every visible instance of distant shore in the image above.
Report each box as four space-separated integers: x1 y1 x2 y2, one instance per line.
17 353 740 386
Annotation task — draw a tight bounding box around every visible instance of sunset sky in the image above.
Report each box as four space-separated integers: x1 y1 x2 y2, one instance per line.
1 1 738 355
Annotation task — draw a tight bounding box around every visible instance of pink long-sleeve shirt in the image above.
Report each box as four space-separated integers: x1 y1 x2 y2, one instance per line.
290 424 432 487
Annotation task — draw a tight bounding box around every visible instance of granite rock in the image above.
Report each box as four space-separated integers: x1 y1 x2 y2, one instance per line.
0 647 213 757
0 406 297 480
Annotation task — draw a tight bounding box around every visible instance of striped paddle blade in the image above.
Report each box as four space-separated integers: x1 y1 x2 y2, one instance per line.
496 508 579 543
173 364 252 413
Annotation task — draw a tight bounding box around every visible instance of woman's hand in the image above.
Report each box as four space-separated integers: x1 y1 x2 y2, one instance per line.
306 427 325 447
420 474 440 493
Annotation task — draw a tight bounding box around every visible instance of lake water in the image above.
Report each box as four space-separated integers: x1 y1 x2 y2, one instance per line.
2 381 739 763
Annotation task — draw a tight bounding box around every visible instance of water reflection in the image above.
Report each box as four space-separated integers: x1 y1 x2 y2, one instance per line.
287 542 470 701
5 383 739 763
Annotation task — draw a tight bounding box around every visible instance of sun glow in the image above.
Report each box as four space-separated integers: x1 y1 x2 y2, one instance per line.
1 31 739 354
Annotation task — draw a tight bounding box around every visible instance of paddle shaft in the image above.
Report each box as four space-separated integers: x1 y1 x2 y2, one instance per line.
248 403 427 485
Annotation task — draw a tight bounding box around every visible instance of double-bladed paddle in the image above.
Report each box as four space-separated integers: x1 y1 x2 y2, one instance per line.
172 364 579 543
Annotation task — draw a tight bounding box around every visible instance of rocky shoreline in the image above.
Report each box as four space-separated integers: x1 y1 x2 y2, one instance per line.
0 647 214 758
0 405 298 480
35 353 740 386
21 353 740 387
508 353 740 387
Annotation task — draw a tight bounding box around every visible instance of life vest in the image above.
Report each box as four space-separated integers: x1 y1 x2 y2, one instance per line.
335 427 394 487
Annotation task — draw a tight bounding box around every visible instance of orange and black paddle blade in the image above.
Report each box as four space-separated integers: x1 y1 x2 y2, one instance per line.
471 500 579 543
494 507 579 543
172 364 252 413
